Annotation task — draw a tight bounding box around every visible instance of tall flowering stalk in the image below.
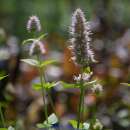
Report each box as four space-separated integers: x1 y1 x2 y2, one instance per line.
22 15 58 129
69 8 101 129
69 8 95 67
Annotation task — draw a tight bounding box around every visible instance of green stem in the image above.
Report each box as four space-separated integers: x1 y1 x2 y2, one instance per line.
77 66 86 129
37 55 48 123
77 79 84 129
0 104 5 127
47 90 56 114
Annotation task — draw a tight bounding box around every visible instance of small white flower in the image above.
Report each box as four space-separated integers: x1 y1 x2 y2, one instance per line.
92 83 103 93
93 119 103 130
74 72 93 82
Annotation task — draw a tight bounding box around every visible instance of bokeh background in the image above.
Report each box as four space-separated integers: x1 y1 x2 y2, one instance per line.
0 0 130 130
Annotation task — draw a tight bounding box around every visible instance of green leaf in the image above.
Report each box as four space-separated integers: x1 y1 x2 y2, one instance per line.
37 113 58 128
0 128 8 130
32 83 42 90
84 67 91 73
40 59 58 68
21 59 39 67
60 81 79 89
32 82 58 90
44 113 58 125
22 39 35 45
120 83 130 86
44 82 58 89
8 126 15 130
36 123 51 128
38 33 48 40
69 120 83 129
0 75 8 80
84 80 97 86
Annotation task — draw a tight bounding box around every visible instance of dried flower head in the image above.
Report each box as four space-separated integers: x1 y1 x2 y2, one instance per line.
29 40 46 56
69 8 96 67
27 15 41 33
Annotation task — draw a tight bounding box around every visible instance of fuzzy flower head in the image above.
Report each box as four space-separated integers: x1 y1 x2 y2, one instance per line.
69 8 96 67
29 40 46 56
27 15 41 33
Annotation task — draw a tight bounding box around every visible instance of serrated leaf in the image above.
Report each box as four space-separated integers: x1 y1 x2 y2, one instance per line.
60 81 79 88
22 39 35 45
21 59 39 67
44 113 58 125
0 75 8 80
69 120 83 129
40 59 58 68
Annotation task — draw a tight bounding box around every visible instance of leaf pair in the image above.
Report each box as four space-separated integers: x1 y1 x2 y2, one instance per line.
33 82 58 90
60 80 97 89
22 33 48 45
21 59 58 68
69 120 90 130
36 113 58 128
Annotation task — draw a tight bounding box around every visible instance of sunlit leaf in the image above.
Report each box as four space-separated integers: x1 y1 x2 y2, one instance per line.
44 113 58 125
36 123 51 128
0 75 8 80
32 83 42 90
60 81 79 88
84 80 97 86
38 33 48 40
69 120 83 129
40 59 58 68
44 82 58 89
33 82 58 91
84 67 91 73
37 113 58 128
21 59 39 67
22 39 35 45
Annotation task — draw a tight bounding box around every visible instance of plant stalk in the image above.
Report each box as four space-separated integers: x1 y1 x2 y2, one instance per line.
0 104 5 127
37 55 48 123
77 79 84 129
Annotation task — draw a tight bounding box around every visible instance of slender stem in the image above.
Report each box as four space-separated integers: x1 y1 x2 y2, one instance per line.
37 55 48 123
77 79 84 129
77 67 86 129
47 90 56 114
0 104 5 127
81 88 85 129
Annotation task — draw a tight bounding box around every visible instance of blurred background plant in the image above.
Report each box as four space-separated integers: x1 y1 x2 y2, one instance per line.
0 0 130 130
